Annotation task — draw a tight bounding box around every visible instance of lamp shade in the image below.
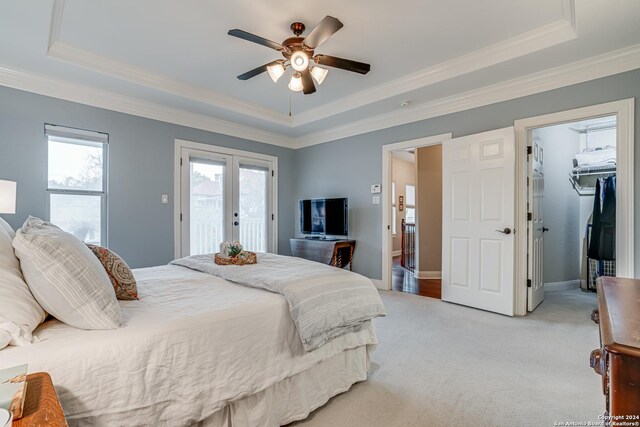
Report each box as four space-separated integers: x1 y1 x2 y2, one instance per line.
267 62 285 82
0 180 16 214
288 74 303 92
310 66 328 85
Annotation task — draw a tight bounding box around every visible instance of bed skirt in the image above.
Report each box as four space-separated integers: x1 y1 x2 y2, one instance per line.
195 345 372 427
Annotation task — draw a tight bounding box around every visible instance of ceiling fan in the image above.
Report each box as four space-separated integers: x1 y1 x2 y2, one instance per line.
228 16 370 95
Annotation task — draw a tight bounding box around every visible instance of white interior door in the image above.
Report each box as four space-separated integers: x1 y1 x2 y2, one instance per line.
442 127 516 316
528 137 545 311
179 147 275 257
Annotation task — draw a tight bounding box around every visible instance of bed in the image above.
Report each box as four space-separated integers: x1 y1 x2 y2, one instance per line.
0 265 379 426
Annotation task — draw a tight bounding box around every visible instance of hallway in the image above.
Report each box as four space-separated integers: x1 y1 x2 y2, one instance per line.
392 256 441 299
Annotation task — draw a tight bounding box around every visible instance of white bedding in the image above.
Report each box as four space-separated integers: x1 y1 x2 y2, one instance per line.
0 265 377 426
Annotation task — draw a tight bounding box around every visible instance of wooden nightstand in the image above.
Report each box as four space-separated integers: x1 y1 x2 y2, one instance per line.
13 372 67 427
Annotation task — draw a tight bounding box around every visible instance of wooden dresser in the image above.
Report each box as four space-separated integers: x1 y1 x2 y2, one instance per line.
590 277 640 421
289 238 355 270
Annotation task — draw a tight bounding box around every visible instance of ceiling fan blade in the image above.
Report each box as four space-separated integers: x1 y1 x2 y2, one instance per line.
314 54 370 75
303 16 343 49
228 29 284 51
300 69 316 94
237 61 280 80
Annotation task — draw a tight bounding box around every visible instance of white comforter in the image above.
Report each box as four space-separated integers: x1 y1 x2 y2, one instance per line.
0 265 377 426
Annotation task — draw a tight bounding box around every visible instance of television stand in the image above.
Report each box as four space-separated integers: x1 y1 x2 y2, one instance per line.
290 238 356 270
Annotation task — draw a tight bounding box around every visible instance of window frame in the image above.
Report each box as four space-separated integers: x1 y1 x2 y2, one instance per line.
45 125 109 247
391 181 397 236
405 184 416 224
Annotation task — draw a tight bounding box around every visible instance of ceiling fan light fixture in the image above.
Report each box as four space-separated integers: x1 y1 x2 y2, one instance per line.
310 66 328 85
267 62 285 82
290 51 309 72
288 73 303 92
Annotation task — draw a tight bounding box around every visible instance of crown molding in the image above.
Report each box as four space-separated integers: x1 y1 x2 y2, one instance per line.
0 64 295 148
1 42 639 151
47 42 293 128
294 43 640 148
47 1 291 127
47 0 578 130
291 12 577 126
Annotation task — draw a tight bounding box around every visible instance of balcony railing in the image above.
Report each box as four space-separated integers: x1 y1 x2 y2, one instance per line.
191 217 266 255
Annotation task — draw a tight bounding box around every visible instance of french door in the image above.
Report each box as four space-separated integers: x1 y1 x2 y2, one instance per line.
178 143 276 257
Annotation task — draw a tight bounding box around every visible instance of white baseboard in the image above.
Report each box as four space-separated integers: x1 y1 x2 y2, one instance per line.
544 279 580 292
391 250 402 257
370 279 386 290
415 271 442 279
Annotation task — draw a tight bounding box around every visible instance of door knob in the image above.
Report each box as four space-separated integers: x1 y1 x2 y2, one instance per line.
496 228 512 235
542 227 549 232
234 221 239 226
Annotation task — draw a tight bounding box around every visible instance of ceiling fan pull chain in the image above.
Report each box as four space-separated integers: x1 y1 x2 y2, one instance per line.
289 92 292 117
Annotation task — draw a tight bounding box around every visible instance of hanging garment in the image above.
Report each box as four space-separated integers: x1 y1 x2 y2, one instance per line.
588 176 616 260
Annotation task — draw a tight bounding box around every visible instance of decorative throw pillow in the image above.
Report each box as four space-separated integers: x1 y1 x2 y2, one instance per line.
86 244 138 300
0 218 46 348
12 216 124 330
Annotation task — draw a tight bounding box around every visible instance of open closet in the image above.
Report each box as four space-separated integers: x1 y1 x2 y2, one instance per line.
531 115 617 295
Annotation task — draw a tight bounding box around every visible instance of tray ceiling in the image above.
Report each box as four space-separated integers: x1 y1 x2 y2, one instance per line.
0 0 639 147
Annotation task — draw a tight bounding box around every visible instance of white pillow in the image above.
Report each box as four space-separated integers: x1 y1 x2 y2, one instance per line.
0 217 46 349
0 330 10 350
13 217 124 330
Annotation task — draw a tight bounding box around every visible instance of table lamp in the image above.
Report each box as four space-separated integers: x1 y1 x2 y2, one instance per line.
0 180 17 214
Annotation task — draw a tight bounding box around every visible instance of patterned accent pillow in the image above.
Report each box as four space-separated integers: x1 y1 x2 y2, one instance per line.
86 245 139 300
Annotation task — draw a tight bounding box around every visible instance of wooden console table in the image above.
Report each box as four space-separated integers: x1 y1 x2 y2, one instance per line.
290 238 355 270
590 277 640 421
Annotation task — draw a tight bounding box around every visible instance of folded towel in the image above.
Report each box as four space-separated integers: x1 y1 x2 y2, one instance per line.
575 148 616 168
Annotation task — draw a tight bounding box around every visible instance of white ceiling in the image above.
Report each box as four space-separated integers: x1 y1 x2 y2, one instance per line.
0 0 639 148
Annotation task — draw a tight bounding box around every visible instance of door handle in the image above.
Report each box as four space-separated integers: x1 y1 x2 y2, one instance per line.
496 228 512 235
234 221 239 226
542 227 549 232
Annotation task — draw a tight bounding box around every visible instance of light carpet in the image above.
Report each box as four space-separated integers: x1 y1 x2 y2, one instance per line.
291 289 602 427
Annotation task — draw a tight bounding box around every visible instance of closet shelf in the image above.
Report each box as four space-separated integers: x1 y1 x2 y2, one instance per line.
569 165 616 196
569 164 616 196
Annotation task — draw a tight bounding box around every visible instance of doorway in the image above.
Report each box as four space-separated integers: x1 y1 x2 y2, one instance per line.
390 147 443 299
381 133 452 293
174 139 278 258
514 99 635 315
527 116 617 311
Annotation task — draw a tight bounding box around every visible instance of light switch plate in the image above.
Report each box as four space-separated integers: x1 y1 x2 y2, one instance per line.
161 194 169 204
372 195 380 205
371 184 381 194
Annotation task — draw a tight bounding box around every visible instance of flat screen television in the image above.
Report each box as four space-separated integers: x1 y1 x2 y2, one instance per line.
299 198 348 237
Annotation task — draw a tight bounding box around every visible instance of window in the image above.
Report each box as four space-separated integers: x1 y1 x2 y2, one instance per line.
46 125 108 246
405 184 416 224
391 181 397 235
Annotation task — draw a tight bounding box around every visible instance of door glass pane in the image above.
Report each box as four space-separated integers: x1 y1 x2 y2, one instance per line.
49 194 102 244
239 165 268 252
190 159 225 255
48 138 104 191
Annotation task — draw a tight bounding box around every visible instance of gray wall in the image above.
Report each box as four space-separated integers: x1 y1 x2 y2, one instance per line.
416 145 442 273
294 69 640 280
0 85 295 268
534 125 581 283
391 155 415 252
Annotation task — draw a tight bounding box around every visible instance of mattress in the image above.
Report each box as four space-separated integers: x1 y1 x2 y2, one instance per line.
0 265 378 426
